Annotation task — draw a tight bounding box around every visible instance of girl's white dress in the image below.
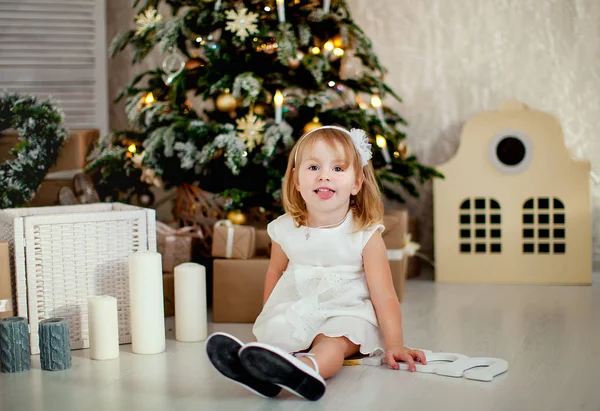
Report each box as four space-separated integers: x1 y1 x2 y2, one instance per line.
252 211 385 355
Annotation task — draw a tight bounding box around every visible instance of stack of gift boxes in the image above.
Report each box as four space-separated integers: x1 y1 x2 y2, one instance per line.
211 220 272 323
209 209 414 323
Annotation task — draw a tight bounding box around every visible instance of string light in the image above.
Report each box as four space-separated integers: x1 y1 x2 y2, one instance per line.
371 95 386 126
144 92 155 104
128 144 137 154
371 95 382 109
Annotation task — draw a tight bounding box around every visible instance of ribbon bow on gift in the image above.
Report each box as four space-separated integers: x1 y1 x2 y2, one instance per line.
386 233 421 261
214 220 237 258
156 221 204 270
402 233 421 256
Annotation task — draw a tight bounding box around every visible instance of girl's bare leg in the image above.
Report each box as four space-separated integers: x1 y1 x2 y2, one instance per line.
298 333 360 379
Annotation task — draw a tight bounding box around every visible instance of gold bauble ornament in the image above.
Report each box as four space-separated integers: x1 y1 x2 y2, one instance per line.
216 92 238 112
227 210 247 225
397 142 410 158
303 117 323 134
254 102 267 116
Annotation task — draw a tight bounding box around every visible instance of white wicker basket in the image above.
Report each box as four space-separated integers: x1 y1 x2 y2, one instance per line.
0 203 156 354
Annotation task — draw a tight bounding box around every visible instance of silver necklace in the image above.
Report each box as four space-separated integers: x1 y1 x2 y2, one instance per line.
305 213 349 240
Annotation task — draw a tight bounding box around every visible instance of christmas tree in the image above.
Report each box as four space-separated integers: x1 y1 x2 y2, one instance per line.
88 0 441 216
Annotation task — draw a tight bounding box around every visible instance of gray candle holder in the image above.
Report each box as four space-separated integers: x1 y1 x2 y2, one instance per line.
39 318 71 371
0 317 31 373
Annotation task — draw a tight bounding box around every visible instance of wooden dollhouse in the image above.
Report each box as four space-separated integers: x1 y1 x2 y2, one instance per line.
433 100 591 284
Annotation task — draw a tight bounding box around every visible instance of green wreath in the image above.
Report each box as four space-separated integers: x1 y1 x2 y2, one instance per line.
0 93 68 208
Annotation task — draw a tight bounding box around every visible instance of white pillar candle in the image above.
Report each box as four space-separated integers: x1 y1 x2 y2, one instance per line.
276 0 285 23
87 296 120 360
274 90 283 124
129 251 165 354
174 263 207 342
323 0 331 13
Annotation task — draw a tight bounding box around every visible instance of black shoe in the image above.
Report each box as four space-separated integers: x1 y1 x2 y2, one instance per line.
239 343 326 401
205 332 281 398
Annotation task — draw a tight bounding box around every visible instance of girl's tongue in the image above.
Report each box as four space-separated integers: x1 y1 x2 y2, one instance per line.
316 188 335 199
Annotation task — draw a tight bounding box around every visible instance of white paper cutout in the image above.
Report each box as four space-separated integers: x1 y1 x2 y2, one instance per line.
398 352 468 374
397 350 508 382
461 358 509 382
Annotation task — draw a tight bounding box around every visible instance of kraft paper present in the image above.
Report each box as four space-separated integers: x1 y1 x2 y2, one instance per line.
0 242 15 319
212 258 269 323
383 210 409 301
211 220 256 260
156 221 203 272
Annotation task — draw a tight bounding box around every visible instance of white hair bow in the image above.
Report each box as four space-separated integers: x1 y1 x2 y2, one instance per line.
348 128 372 166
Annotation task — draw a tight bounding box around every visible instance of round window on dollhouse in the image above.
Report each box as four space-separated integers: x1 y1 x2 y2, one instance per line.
489 130 533 174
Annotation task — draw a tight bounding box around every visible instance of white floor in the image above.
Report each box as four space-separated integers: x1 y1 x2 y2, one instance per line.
1 274 599 411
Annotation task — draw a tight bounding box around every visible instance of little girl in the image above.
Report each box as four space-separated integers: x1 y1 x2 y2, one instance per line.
206 125 426 401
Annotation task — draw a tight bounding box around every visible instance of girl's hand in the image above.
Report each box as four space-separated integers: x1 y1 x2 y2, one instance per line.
385 346 427 371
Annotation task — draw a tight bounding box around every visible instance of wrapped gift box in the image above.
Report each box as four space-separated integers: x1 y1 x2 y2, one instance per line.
211 220 256 259
383 210 409 302
0 242 14 319
213 258 269 323
156 221 203 272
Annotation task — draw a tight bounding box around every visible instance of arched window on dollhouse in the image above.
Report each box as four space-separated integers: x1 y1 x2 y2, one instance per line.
522 197 566 254
459 197 502 254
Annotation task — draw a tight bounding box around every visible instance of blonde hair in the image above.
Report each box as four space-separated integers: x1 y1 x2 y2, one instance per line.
282 126 384 231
